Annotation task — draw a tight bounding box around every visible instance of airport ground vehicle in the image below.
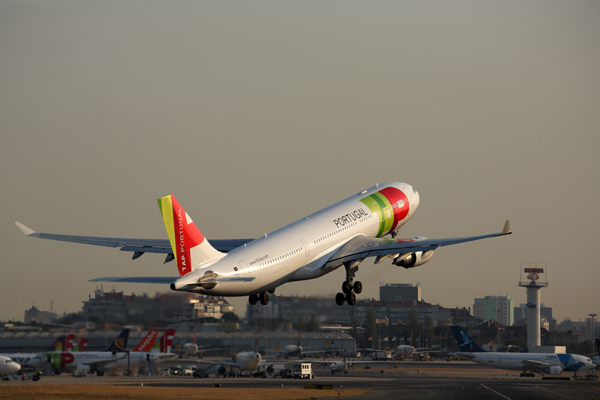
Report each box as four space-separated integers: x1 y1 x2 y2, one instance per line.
290 362 313 379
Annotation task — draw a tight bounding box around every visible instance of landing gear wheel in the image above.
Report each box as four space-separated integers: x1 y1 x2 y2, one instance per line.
249 294 258 305
346 292 356 306
342 281 352 294
353 281 363 294
259 292 269 305
268 288 275 294
335 293 346 306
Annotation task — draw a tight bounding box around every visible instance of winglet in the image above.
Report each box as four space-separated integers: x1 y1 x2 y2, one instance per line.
15 222 39 237
501 220 511 235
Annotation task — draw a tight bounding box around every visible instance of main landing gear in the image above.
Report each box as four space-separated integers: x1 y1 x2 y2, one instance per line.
248 290 272 306
520 371 535 377
336 261 362 306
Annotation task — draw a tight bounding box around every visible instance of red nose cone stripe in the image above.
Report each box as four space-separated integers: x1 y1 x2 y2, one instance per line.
377 187 409 233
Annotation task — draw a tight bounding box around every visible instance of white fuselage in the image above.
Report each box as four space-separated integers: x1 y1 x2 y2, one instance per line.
0 353 37 367
462 352 595 373
233 351 262 371
29 351 176 372
177 183 419 295
329 361 348 373
0 356 21 375
393 345 415 357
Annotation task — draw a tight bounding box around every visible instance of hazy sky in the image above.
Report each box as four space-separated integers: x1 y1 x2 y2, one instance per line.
1 1 598 324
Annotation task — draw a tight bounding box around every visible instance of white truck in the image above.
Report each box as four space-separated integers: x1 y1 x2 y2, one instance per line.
290 362 313 379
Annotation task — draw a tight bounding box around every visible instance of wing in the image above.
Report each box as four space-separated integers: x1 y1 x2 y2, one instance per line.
83 354 128 369
521 359 551 370
317 220 511 270
15 222 252 256
454 352 476 360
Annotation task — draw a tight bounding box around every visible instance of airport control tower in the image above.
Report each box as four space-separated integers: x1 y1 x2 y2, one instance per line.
518 263 549 349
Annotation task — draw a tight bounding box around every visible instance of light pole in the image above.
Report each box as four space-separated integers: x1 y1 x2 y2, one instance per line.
589 313 597 363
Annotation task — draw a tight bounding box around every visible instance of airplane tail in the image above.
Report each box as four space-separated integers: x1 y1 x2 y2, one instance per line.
450 326 487 353
133 329 159 352
160 328 176 353
106 328 130 353
151 329 176 353
47 335 67 352
158 194 225 277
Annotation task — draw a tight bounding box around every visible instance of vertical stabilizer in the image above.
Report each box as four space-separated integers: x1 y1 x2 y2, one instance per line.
158 194 224 277
160 328 176 353
450 326 487 353
133 329 159 352
106 328 130 353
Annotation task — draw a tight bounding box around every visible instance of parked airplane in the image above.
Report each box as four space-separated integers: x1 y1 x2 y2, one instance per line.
29 329 175 375
0 334 68 367
16 183 511 306
317 350 376 374
0 356 21 376
451 326 594 377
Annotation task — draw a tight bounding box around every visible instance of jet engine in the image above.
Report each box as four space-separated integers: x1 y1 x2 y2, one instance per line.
217 366 227 376
266 365 275 374
393 250 434 269
542 366 562 375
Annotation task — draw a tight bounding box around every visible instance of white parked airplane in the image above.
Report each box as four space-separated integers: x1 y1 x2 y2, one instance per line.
28 329 176 375
0 356 21 376
316 350 376 374
451 326 595 377
16 182 511 306
203 351 267 377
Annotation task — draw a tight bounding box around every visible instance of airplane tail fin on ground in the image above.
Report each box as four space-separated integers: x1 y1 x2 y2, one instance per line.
158 194 225 277
159 328 176 353
106 328 130 353
450 326 487 353
133 329 159 352
47 335 66 352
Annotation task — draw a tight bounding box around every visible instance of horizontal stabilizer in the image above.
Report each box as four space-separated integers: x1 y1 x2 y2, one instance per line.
88 277 177 284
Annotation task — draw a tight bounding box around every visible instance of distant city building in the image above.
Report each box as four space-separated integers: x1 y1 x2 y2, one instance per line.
556 317 596 343
82 286 234 325
24 304 59 324
514 303 555 330
379 283 421 302
448 307 482 328
473 295 514 326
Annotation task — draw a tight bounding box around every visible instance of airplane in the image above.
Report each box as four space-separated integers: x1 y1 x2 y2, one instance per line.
0 356 21 377
451 326 595 377
316 350 376 374
28 329 176 375
0 334 69 367
16 182 511 306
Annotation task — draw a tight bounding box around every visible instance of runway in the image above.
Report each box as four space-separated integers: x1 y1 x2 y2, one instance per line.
3 361 598 400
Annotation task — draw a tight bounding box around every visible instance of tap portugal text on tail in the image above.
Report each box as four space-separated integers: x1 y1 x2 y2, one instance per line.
16 182 511 306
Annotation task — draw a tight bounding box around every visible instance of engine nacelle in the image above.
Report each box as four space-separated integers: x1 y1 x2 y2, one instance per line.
217 366 226 376
266 365 274 374
393 250 434 269
542 366 562 375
